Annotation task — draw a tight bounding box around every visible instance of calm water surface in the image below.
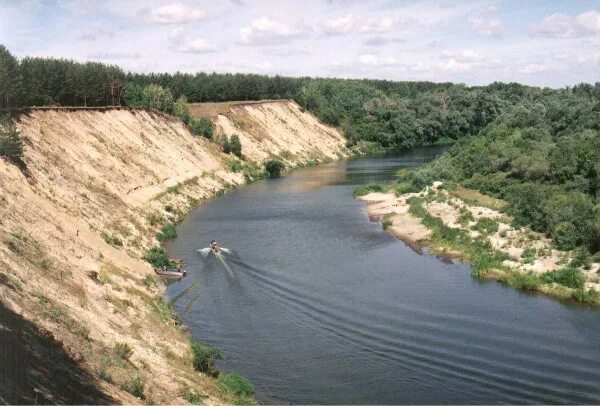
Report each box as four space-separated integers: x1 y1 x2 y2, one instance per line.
166 147 600 404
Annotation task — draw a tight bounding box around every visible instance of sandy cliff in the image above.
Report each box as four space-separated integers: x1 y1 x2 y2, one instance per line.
0 103 347 404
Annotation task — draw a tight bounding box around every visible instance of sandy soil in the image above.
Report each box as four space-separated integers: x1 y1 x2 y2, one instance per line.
358 184 600 294
0 103 348 404
191 100 347 164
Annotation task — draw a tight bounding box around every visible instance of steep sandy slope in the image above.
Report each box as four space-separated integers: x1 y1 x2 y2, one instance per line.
0 105 348 404
189 100 347 163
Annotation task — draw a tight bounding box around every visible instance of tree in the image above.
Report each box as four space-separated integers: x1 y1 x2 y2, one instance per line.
189 117 213 138
173 96 191 124
0 114 23 163
265 159 285 178
142 84 174 113
0 45 22 108
229 134 242 158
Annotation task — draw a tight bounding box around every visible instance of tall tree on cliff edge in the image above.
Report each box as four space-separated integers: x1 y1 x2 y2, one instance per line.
0 45 23 108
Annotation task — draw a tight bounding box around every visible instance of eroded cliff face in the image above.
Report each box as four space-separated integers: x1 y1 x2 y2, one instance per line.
0 104 347 404
189 100 348 163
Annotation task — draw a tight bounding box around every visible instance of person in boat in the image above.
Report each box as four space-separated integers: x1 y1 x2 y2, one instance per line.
210 240 221 253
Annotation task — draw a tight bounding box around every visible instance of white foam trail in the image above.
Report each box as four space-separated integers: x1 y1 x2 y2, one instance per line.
198 247 231 257
198 248 211 257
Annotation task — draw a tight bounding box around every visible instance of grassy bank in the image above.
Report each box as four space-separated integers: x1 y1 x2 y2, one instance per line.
356 181 600 305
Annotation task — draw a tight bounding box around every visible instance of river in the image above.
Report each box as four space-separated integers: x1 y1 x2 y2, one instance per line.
166 147 600 404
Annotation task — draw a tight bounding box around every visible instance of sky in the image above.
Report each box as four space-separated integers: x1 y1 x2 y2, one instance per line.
0 0 599 87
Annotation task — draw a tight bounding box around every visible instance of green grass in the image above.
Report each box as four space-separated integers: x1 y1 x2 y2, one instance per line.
571 288 599 303
143 275 156 288
472 218 499 235
408 197 511 277
353 184 383 197
539 267 585 289
521 247 536 264
499 271 541 291
393 181 419 196
191 340 221 376
457 207 474 226
156 223 177 242
121 376 145 399
182 389 205 404
218 372 254 396
114 342 133 360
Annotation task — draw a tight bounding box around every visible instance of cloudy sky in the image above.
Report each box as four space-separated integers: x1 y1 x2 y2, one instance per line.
1 0 599 87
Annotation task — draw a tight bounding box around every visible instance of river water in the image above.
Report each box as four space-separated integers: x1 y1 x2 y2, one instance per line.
166 147 600 404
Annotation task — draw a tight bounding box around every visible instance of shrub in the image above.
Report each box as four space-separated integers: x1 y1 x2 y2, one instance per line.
571 288 599 303
156 223 177 242
173 96 191 125
500 272 541 291
143 247 174 268
570 248 592 269
191 340 221 376
382 219 393 230
190 117 214 139
114 342 133 360
230 134 242 158
182 389 205 404
0 114 23 163
143 275 156 288
353 184 383 197
222 136 232 154
521 247 536 264
265 159 285 178
472 218 499 235
458 207 474 226
551 222 579 250
121 376 145 399
218 372 254 396
540 267 585 289
394 181 419 196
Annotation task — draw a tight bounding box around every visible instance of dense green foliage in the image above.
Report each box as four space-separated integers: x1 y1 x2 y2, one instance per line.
0 114 23 162
539 267 585 289
218 373 255 396
191 340 221 376
265 159 285 178
1 45 124 107
143 247 175 269
156 223 177 242
353 184 383 197
227 134 242 158
189 117 214 138
401 87 600 253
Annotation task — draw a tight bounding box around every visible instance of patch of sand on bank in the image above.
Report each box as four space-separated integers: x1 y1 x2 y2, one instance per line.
359 192 430 243
357 183 600 295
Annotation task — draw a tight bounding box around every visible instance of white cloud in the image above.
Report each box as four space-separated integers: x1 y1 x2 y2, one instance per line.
439 49 486 71
358 54 398 67
363 36 406 47
576 10 600 33
139 2 206 25
169 27 218 53
88 51 141 60
469 16 505 36
531 10 600 38
239 17 308 46
517 63 549 74
78 24 114 41
322 13 396 36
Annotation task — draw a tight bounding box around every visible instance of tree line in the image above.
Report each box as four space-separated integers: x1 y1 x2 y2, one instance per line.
402 87 600 254
0 45 124 108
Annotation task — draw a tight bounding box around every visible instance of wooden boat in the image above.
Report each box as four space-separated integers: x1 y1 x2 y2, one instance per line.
154 267 186 277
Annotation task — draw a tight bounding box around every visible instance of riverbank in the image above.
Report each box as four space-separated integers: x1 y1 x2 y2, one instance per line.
0 103 350 403
359 183 600 304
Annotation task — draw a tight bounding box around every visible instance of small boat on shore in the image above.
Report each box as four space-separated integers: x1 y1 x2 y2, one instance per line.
154 264 186 277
